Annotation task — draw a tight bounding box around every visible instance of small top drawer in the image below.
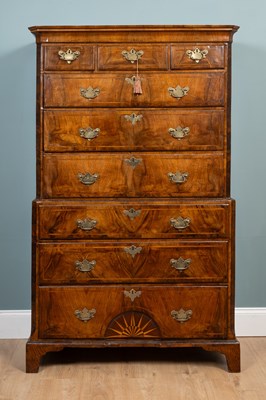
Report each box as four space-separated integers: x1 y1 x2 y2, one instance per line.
171 44 225 69
43 45 95 71
98 45 168 70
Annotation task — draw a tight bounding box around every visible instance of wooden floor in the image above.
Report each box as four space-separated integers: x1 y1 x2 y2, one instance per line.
0 338 265 399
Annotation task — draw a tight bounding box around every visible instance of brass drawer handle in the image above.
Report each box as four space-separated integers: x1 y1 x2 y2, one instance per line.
168 85 189 99
74 307 96 323
168 171 189 184
124 113 143 125
186 48 208 63
79 127 100 141
123 208 141 220
78 172 99 185
169 126 190 140
170 216 191 230
124 156 142 169
122 48 144 63
125 76 143 95
171 309 192 323
124 245 142 258
76 218 97 231
75 259 96 272
58 49 80 64
170 257 191 272
80 86 100 99
124 289 142 302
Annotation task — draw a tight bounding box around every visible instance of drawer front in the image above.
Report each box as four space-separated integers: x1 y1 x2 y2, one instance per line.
44 72 225 107
39 286 227 339
43 153 225 198
37 200 233 240
98 45 168 70
44 45 95 71
171 44 225 69
38 240 229 284
44 109 224 152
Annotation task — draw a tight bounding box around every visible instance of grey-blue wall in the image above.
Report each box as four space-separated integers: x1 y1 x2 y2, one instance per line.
0 0 265 309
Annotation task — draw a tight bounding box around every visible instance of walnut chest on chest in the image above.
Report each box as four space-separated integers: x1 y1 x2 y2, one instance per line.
27 25 240 372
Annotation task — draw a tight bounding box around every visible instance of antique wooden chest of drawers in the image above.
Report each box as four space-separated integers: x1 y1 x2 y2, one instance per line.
27 25 240 372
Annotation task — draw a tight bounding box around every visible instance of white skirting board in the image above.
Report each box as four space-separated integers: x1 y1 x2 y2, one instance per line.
0 308 266 339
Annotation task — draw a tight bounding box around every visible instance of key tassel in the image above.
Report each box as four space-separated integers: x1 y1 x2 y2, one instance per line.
134 76 142 95
133 58 142 95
